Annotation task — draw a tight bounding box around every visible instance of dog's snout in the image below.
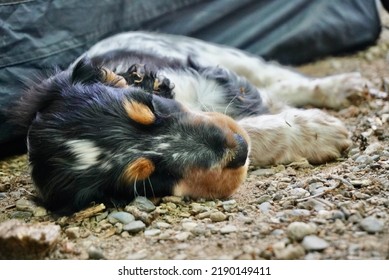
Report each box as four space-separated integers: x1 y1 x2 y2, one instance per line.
226 133 248 169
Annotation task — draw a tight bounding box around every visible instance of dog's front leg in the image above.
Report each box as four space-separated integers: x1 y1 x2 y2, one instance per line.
238 108 351 167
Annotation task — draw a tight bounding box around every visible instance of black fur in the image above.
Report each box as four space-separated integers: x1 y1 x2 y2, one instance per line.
14 57 248 214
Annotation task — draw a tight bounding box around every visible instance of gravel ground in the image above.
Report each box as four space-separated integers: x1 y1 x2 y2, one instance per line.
1 18 389 260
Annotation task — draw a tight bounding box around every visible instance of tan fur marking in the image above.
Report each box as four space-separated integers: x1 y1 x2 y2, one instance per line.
173 163 248 199
101 68 128 88
122 157 155 183
123 99 155 125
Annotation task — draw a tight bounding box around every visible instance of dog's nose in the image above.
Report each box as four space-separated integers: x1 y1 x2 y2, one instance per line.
226 133 249 169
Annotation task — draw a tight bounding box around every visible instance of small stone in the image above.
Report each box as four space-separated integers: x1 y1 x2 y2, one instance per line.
65 227 80 239
364 142 383 155
301 235 329 251
95 211 108 222
0 220 60 259
87 246 105 259
190 203 207 214
175 232 191 241
33 207 47 217
198 211 211 219
114 223 123 234
108 212 135 225
309 182 324 193
123 220 146 233
15 198 36 212
258 202 272 213
251 168 275 176
350 180 371 188
10 211 32 219
359 216 384 233
155 222 171 229
210 212 227 222
162 196 184 204
256 195 272 204
166 202 177 209
144 229 161 237
220 225 237 234
181 222 198 231
0 193 7 200
289 188 309 199
355 155 373 164
222 200 237 212
271 229 285 236
287 222 317 241
275 244 305 260
132 196 156 213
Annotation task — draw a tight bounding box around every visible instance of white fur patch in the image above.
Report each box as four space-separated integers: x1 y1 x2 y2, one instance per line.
67 140 102 171
160 69 227 113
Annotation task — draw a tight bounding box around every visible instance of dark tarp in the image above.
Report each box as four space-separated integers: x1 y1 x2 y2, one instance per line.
0 0 381 157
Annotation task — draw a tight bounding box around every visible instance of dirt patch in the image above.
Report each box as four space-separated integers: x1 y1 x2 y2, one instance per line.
1 21 389 261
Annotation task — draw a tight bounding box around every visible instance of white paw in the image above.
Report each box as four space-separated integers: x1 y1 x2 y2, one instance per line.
312 72 371 109
293 109 351 164
243 109 351 167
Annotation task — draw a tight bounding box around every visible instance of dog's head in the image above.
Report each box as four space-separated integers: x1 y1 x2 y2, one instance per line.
16 58 250 214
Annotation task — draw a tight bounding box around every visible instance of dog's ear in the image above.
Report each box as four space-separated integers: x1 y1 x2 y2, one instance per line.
71 57 127 87
71 57 102 84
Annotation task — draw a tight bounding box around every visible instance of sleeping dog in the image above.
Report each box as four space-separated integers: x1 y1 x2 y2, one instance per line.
15 32 367 214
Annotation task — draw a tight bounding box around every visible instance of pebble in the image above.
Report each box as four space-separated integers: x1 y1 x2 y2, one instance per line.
155 222 171 229
175 232 191 241
255 195 272 204
33 207 47 217
220 225 237 234
364 142 383 155
123 220 146 233
210 211 227 222
251 168 275 176
301 235 329 251
65 227 80 239
288 188 309 199
108 212 135 225
10 211 33 219
144 229 161 237
190 203 207 214
350 180 371 188
95 211 108 222
87 246 105 260
258 202 272 213
0 219 61 259
132 196 156 212
222 200 237 212
0 193 6 200
275 244 305 260
15 198 36 212
278 209 311 219
359 216 384 233
271 229 285 236
287 222 316 241
162 196 184 204
354 155 373 164
309 182 324 193
181 222 198 231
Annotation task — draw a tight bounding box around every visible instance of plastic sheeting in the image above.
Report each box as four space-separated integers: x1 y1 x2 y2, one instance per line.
0 0 381 156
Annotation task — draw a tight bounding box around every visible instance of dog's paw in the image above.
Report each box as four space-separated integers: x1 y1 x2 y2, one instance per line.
294 109 351 164
311 72 374 109
242 109 351 167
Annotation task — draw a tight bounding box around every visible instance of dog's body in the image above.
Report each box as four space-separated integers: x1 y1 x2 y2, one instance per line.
16 32 364 214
